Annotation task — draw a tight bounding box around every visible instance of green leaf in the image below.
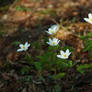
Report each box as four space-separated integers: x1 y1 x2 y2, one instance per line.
34 62 42 72
68 61 75 67
16 6 24 11
77 64 89 74
80 32 92 40
25 8 30 12
54 72 66 80
56 60 69 70
25 55 34 64
0 31 4 36
20 66 30 75
71 17 76 23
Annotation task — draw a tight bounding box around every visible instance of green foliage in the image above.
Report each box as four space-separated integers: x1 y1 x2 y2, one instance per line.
12 41 21 46
54 72 66 80
35 47 74 72
54 85 61 92
37 51 56 71
80 32 92 57
0 31 4 36
20 66 31 75
77 63 92 74
25 44 74 78
71 17 77 23
56 59 69 70
68 60 76 67
34 62 42 72
16 6 30 12
84 40 92 57
62 46 74 52
25 54 34 64
16 6 24 11
24 76 32 85
56 60 75 71
80 32 92 40
32 42 41 49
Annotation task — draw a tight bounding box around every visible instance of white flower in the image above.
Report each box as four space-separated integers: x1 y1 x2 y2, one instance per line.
46 25 59 35
47 38 60 46
57 49 71 59
84 13 92 24
17 42 30 52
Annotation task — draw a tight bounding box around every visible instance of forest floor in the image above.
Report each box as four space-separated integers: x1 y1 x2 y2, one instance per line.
0 0 92 92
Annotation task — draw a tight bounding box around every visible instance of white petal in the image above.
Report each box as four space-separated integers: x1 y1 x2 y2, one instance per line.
58 40 60 43
49 38 52 42
53 38 59 42
53 26 57 30
57 55 62 58
53 38 57 41
46 42 49 44
17 49 23 52
60 50 64 55
88 13 92 19
84 18 92 24
27 44 30 48
47 25 59 35
66 49 71 56
45 31 49 34
48 28 52 31
51 25 58 29
24 47 28 51
46 31 51 35
84 18 89 22
66 49 69 53
48 28 53 32
47 42 51 45
25 42 28 46
19 44 23 48
25 42 30 48
51 25 56 28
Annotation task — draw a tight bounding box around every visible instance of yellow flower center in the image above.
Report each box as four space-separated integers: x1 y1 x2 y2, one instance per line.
22 45 25 49
90 18 92 22
51 30 54 33
53 42 56 45
63 54 67 57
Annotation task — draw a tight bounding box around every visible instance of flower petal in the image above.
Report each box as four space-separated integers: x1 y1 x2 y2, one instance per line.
60 50 64 55
84 18 92 24
27 44 30 48
25 42 30 48
57 55 62 58
25 42 28 46
24 47 28 51
88 13 92 19
66 49 69 53
66 49 71 56
57 40 60 43
19 44 23 48
49 38 52 42
45 31 49 33
17 49 23 52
